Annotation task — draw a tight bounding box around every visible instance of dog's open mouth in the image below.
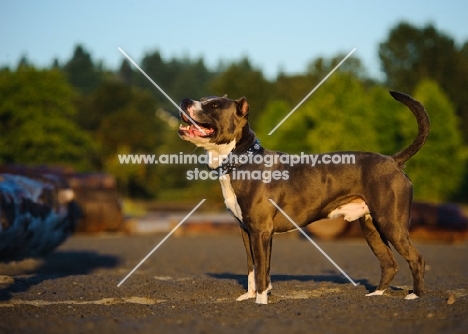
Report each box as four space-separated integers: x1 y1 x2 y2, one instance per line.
179 113 215 138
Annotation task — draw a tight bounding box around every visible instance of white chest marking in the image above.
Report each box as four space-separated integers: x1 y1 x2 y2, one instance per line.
219 175 243 221
203 140 242 220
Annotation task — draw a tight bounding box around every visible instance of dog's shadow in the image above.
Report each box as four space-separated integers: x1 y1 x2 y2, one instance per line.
208 272 375 292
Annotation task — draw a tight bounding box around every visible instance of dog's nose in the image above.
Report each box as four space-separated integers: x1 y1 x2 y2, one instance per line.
180 98 193 110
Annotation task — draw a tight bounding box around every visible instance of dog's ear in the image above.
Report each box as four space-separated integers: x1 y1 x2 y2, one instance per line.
222 94 228 98
235 97 249 117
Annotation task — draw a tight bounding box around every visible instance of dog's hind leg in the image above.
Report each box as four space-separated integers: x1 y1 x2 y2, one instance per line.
374 199 425 300
359 215 399 296
386 228 425 299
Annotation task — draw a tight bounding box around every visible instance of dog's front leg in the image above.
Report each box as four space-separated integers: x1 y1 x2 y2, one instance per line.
236 227 273 302
236 227 256 301
251 231 273 304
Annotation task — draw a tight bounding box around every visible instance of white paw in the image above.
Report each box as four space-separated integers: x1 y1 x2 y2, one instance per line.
236 290 256 301
255 291 268 304
404 292 419 300
365 289 386 296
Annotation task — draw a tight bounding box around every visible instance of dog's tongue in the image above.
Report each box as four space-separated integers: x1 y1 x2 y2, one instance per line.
190 124 210 136
180 124 214 137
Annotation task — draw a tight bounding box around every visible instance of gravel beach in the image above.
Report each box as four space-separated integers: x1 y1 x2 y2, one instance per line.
1 232 467 333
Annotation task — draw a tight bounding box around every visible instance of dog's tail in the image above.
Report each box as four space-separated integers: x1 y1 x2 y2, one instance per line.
390 91 430 168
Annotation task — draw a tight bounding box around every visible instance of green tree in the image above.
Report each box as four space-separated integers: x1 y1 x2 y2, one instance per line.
273 73 317 109
399 80 467 202
79 80 133 132
85 80 175 197
119 59 133 88
170 58 214 104
209 58 272 127
368 85 404 156
379 22 468 142
307 54 369 82
0 67 95 170
63 45 102 95
87 81 162 155
73 52 217 198
379 22 458 92
256 72 380 154
272 55 372 126
137 51 213 112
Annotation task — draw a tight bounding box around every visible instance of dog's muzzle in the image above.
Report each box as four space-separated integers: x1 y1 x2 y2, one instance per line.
178 99 215 138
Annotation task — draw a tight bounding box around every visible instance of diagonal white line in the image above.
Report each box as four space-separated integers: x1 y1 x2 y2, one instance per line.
117 199 206 287
268 48 356 135
117 47 206 135
268 199 358 286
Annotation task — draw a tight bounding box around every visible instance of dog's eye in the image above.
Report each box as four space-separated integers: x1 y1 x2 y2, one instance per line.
211 102 219 108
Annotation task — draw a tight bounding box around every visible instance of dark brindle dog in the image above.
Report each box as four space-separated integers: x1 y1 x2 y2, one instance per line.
178 91 429 304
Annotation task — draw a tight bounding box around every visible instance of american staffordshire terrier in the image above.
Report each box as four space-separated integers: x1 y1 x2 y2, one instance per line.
178 91 429 304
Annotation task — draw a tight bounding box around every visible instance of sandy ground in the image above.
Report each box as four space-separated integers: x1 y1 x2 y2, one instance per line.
0 231 467 333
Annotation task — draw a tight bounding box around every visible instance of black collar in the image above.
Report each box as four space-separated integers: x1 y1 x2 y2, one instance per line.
208 139 262 176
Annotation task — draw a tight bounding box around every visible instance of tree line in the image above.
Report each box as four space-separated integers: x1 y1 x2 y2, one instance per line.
1 22 467 203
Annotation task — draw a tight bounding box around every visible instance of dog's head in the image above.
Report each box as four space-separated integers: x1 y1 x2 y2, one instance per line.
178 96 250 149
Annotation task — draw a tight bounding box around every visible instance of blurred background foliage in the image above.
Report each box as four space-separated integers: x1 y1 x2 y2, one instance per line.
1 22 467 203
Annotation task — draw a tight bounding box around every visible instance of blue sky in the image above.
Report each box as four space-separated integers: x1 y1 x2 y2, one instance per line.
1 0 467 80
